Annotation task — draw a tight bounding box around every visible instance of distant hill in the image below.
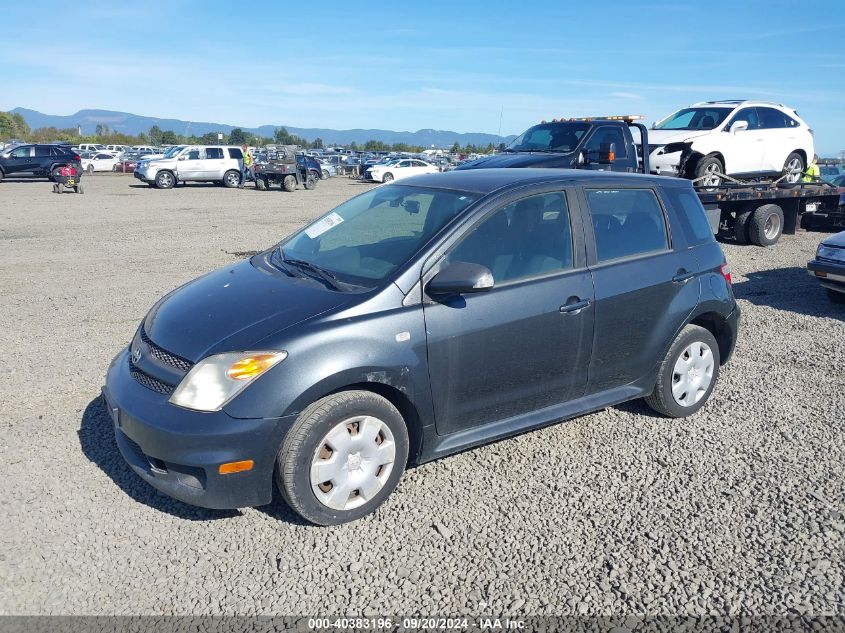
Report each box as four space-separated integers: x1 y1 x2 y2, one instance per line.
10 107 516 148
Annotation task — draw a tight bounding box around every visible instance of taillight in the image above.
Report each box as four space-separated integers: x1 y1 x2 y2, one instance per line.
720 263 732 285
73 154 81 161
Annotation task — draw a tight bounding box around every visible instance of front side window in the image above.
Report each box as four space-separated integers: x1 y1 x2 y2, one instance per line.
587 189 669 262
186 149 202 160
280 185 479 283
584 126 628 158
9 146 30 158
446 192 573 284
728 107 760 130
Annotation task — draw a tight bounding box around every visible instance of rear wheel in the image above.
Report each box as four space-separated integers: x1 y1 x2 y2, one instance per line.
382 172 394 183
304 173 318 190
694 155 723 187
782 152 805 184
222 170 240 188
733 209 753 244
155 170 175 189
645 325 720 418
320 170 328 180
748 204 784 246
276 390 409 525
255 176 267 191
282 175 297 192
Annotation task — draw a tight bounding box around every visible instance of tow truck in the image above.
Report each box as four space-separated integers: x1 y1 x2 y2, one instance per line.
458 114 843 247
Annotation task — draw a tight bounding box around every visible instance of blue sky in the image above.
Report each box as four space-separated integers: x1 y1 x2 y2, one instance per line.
1 1 844 152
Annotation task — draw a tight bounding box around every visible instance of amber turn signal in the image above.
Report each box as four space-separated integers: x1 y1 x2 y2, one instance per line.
226 354 281 381
219 460 254 475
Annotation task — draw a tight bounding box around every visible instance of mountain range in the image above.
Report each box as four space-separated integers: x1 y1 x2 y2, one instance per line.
10 108 516 148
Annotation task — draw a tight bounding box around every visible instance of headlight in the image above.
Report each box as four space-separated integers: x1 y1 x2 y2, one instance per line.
817 244 845 262
169 351 287 412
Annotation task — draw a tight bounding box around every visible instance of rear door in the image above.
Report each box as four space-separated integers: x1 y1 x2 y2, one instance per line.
423 187 595 435
203 147 226 179
581 185 699 395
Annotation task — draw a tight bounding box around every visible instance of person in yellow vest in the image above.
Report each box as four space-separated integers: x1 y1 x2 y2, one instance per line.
802 154 820 183
239 144 254 188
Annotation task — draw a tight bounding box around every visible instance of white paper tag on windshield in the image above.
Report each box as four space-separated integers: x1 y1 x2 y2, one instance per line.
305 212 344 239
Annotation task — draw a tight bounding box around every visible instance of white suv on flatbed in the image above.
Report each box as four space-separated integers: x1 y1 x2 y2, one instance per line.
648 100 814 186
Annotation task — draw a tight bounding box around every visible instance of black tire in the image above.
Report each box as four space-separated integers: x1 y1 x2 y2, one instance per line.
0 170 5 182
782 152 805 184
826 288 845 304
304 173 318 190
86 164 94 174
693 155 723 187
155 170 175 189
733 208 753 245
50 166 63 182
52 183 59 194
282 175 297 192
276 390 409 525
320 170 328 180
645 324 721 418
255 177 267 191
76 185 84 194
222 170 240 188
748 204 784 247
382 172 394 183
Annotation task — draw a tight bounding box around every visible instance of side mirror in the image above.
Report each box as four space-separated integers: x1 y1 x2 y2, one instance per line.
428 261 494 295
598 142 616 164
576 151 586 166
178 155 187 160
729 121 748 135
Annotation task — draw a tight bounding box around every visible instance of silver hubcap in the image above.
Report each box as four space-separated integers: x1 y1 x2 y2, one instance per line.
159 173 172 187
671 341 714 407
702 162 721 186
785 158 802 183
310 416 396 511
764 212 781 239
226 173 238 185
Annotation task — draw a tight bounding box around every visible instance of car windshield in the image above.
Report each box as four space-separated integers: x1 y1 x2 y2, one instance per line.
278 185 479 285
506 122 591 152
653 107 733 130
162 146 184 158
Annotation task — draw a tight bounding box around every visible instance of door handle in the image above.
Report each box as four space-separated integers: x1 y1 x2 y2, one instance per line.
672 270 695 284
560 298 591 314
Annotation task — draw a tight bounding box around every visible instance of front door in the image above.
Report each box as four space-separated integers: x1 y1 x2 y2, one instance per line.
423 190 594 435
176 148 204 180
723 107 766 175
4 146 33 175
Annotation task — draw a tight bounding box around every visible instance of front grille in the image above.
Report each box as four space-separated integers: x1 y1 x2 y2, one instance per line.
129 361 175 395
140 328 193 372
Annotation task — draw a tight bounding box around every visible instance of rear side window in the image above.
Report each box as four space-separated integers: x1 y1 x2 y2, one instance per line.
664 188 716 245
206 148 224 159
586 189 669 262
34 146 52 157
758 107 799 129
228 148 243 159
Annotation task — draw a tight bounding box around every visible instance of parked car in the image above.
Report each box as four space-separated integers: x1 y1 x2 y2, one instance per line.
807 230 845 304
102 168 739 525
649 100 814 185
78 143 107 153
134 145 244 188
319 161 338 178
0 143 81 181
365 158 439 183
82 152 119 173
297 154 325 181
820 164 844 182
113 153 141 173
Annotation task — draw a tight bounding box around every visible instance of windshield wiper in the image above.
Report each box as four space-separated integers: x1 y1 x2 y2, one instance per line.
278 251 343 290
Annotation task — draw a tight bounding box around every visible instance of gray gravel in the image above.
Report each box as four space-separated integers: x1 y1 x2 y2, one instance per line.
0 173 843 616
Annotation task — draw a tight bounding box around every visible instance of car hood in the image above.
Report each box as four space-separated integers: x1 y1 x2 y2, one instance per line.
456 152 576 170
822 230 845 249
143 256 354 362
647 129 713 145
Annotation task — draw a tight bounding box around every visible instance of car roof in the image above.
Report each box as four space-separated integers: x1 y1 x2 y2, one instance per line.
400 168 690 194
690 99 789 109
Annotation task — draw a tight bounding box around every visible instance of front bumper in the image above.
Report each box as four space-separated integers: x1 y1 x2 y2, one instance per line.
133 170 154 183
103 348 295 509
649 150 682 177
807 258 845 293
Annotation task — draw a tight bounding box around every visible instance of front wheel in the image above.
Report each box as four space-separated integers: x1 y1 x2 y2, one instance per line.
304 173 318 190
222 170 240 188
694 155 724 187
155 170 175 189
276 390 409 525
255 176 267 191
827 288 845 304
282 175 297 192
382 172 394 183
782 152 805 184
645 324 721 418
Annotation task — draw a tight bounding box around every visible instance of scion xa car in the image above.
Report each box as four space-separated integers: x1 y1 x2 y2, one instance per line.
103 169 739 525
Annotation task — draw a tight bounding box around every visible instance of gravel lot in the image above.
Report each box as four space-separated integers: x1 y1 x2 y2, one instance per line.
0 173 843 617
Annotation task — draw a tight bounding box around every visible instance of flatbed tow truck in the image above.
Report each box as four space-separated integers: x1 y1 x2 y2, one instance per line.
459 114 843 247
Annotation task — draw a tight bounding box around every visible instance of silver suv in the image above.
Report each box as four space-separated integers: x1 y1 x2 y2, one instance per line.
134 145 245 189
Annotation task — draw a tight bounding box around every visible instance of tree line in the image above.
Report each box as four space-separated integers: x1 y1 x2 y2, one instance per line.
1 111 494 154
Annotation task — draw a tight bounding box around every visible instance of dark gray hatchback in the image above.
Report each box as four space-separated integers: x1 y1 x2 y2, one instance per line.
103 168 739 524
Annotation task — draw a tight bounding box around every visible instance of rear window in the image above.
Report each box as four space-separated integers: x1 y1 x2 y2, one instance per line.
228 148 243 159
586 189 669 262
664 188 716 245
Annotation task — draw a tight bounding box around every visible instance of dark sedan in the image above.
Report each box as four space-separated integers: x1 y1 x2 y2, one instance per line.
807 230 845 303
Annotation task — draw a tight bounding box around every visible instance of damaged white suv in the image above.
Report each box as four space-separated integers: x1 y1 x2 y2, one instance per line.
648 100 814 186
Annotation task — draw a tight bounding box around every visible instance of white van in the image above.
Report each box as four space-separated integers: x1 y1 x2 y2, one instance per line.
134 145 245 189
78 143 106 153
